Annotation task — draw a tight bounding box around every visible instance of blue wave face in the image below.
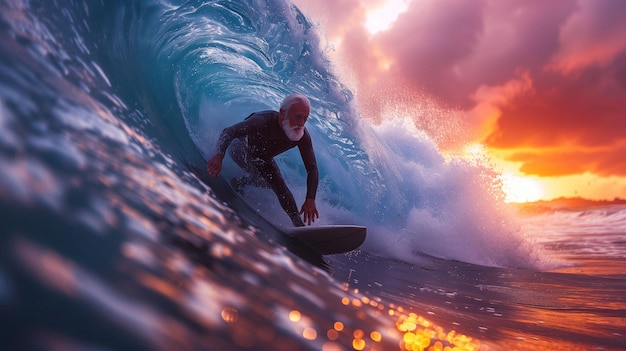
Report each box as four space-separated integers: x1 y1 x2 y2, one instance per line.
0 0 551 269
93 0 382 217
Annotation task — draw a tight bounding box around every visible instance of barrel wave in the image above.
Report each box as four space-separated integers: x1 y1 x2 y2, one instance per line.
86 0 541 268
3 1 625 351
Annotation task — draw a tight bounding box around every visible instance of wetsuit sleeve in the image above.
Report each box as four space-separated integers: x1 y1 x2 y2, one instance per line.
298 132 319 200
215 116 255 155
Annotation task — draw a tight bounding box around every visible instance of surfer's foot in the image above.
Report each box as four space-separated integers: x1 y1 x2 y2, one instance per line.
230 177 247 195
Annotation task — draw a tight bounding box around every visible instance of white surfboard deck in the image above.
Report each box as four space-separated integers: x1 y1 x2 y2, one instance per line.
285 225 366 255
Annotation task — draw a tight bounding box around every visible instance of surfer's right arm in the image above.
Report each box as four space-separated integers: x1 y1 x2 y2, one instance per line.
206 126 234 176
206 153 224 176
206 126 232 176
206 118 253 176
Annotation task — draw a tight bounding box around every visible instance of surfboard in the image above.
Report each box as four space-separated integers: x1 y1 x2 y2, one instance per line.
285 225 366 255
186 165 366 257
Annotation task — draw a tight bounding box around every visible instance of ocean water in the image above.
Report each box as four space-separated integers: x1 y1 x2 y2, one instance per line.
0 0 624 350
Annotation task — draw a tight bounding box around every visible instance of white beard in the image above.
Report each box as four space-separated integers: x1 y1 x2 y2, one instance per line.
282 117 305 141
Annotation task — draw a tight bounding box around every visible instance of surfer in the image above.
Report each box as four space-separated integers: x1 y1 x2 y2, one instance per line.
206 93 319 227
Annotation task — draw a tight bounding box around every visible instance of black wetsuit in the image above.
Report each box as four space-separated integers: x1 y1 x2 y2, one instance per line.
215 111 318 226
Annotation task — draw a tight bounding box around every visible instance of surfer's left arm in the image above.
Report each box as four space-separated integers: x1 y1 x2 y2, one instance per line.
298 130 319 225
299 198 318 225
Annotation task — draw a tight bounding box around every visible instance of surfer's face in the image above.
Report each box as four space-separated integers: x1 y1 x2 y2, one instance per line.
281 102 309 141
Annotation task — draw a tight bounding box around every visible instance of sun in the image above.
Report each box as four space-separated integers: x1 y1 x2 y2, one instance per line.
500 174 544 203
364 0 411 34
456 143 545 203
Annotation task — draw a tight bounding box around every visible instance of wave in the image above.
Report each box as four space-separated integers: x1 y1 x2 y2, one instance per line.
1 0 554 269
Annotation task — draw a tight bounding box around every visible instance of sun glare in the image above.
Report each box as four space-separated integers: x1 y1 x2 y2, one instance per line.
462 143 487 163
457 143 544 203
365 0 411 34
500 174 544 203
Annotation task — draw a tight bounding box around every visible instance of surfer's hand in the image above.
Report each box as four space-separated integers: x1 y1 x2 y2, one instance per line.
299 198 319 225
206 154 224 176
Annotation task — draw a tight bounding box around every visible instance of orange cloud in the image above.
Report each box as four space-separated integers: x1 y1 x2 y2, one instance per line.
469 72 533 141
485 70 626 150
509 141 626 177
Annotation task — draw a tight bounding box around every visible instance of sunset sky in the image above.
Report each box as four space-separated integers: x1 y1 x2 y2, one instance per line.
292 0 626 202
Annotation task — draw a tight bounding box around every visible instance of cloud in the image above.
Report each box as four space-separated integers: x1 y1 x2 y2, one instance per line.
485 67 626 149
510 141 626 177
294 0 626 177
549 0 626 73
376 0 486 106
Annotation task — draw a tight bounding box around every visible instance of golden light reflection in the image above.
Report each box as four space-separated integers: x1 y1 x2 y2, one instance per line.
303 327 317 341
352 298 363 308
289 310 302 322
353 329 368 350
395 312 481 351
353 329 365 339
352 337 366 350
281 288 482 351
221 307 239 323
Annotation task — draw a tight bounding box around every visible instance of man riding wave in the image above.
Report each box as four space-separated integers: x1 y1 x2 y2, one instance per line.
206 94 319 227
